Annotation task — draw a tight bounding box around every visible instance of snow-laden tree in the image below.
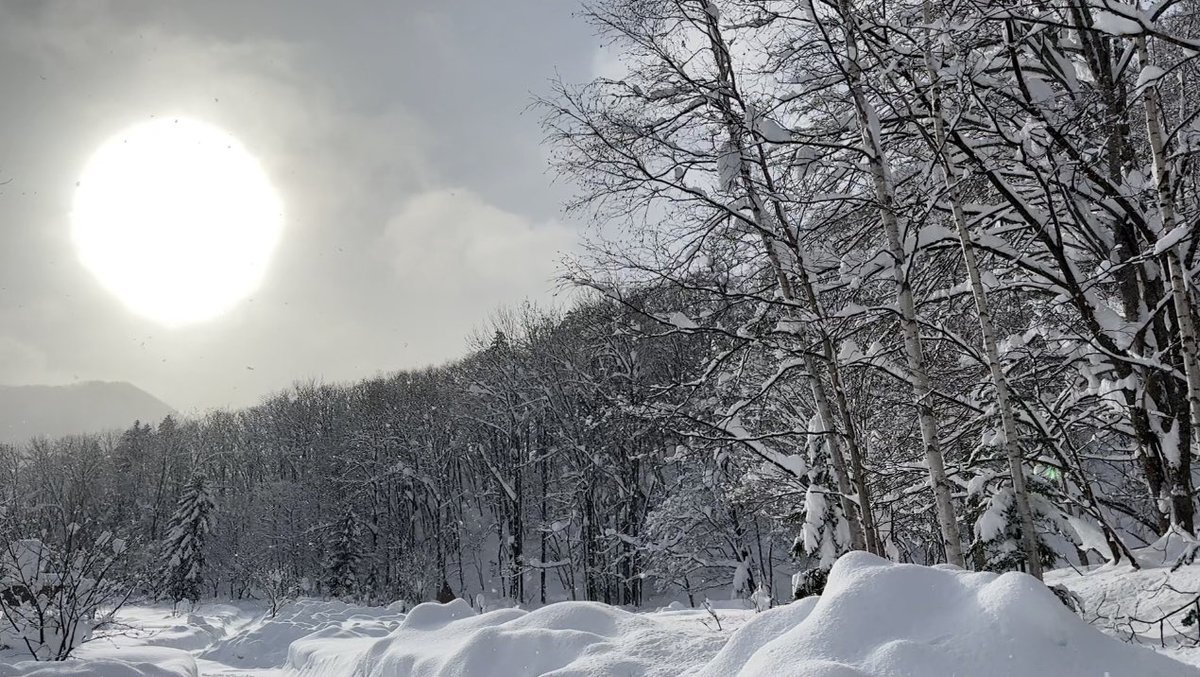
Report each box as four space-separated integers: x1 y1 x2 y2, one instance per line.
325 508 363 599
160 473 215 607
538 0 1200 575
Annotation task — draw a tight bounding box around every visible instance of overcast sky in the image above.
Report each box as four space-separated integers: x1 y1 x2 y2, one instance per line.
0 1 611 412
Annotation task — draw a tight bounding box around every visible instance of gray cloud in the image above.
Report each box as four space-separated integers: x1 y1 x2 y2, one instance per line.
0 1 599 412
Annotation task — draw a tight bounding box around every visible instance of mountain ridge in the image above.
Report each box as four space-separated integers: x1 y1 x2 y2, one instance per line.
0 380 176 444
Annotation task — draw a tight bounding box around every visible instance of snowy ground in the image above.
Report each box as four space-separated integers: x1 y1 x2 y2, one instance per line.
3 551 1199 676
1047 528 1200 670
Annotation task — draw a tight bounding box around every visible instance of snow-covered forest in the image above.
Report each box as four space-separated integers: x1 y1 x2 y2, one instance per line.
8 0 1200 674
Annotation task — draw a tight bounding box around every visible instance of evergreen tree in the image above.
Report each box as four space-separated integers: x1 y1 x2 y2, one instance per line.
161 473 215 607
325 508 362 599
435 579 456 604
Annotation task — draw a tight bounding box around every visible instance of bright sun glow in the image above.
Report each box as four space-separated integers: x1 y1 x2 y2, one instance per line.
71 117 283 326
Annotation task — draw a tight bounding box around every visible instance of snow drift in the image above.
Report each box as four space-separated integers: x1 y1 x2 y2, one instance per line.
1 646 197 677
202 597 405 668
289 597 726 676
698 552 1193 677
287 552 1193 677
6 553 1193 676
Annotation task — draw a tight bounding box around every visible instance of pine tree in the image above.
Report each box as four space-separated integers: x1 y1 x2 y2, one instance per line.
325 509 362 599
160 473 215 607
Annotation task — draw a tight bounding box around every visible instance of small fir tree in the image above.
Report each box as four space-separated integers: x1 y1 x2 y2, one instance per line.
325 509 362 599
161 473 215 608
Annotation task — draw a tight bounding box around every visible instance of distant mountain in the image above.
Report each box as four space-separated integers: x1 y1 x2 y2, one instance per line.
0 381 175 444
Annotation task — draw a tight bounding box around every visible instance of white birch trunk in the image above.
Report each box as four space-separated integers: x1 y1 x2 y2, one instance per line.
700 1 867 552
1136 33 1200 532
922 2 1042 578
835 0 965 566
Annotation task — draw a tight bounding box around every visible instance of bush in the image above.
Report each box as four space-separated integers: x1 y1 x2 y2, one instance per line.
254 567 299 618
0 532 133 660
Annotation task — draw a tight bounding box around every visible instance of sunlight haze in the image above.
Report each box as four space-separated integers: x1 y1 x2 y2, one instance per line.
0 1 597 411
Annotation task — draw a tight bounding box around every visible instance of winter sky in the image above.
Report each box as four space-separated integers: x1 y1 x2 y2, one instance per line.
0 1 616 412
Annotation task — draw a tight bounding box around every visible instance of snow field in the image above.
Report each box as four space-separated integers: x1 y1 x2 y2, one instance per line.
4 552 1198 676
1047 528 1200 667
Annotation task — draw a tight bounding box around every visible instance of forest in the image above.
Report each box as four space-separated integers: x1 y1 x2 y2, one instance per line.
4 0 1200 621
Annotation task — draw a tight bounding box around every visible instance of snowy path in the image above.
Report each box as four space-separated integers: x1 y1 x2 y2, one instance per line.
193 659 284 677
80 601 287 677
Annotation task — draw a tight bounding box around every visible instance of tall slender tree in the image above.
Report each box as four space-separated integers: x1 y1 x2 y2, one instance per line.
161 473 216 608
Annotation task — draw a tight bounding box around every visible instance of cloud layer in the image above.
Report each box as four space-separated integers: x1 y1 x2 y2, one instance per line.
0 1 598 411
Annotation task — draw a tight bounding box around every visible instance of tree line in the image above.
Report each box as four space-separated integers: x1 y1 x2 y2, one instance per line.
2 301 793 611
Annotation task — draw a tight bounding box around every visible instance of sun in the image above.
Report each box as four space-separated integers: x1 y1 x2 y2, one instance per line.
71 117 284 326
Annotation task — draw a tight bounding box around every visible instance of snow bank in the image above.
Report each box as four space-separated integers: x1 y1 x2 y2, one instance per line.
291 598 727 677
687 596 819 676
284 554 1193 676
10 555 1193 676
2 647 197 677
719 552 1193 677
202 598 404 668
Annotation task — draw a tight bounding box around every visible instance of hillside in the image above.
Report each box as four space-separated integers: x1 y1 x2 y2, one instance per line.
0 381 175 443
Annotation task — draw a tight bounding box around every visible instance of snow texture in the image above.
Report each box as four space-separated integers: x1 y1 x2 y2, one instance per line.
1093 7 1143 36
1155 225 1189 255
3 647 198 677
1047 530 1200 667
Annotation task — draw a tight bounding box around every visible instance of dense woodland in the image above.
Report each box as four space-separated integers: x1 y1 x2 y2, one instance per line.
6 0 1200 612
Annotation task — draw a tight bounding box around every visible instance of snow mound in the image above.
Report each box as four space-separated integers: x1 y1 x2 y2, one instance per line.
285 555 1193 676
399 598 478 629
3 647 197 677
203 597 403 668
688 596 820 676
290 599 726 677
724 552 1193 677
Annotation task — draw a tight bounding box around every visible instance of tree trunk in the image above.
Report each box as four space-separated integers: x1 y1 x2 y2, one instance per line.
921 1 1041 577
834 0 964 566
1137 34 1198 534
699 0 869 553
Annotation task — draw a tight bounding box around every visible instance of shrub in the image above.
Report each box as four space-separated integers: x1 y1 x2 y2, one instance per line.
0 532 133 660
